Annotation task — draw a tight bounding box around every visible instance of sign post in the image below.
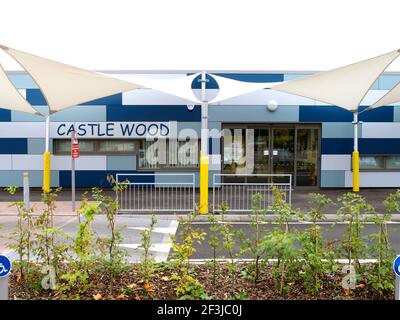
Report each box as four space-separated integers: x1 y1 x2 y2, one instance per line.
0 254 12 300
71 131 79 213
394 255 400 300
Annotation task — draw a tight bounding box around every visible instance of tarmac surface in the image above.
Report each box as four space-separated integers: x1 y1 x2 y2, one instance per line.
1 188 399 261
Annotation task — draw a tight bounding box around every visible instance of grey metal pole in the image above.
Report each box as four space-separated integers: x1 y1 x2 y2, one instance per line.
23 172 30 211
200 71 208 157
72 156 75 212
0 277 8 300
396 276 400 300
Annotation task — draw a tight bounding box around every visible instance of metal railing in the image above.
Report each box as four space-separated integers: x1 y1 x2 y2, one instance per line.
116 173 196 213
212 173 292 212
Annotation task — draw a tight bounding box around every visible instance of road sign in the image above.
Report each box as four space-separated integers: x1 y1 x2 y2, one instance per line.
71 146 80 158
0 255 11 278
394 255 400 277
71 132 79 159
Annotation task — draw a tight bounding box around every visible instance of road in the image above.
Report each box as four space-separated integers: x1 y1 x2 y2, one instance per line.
2 215 400 262
1 215 178 262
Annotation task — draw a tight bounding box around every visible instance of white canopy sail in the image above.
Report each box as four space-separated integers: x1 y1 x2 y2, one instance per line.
270 49 400 112
113 73 202 104
368 80 400 110
0 64 38 114
208 74 274 104
0 45 143 114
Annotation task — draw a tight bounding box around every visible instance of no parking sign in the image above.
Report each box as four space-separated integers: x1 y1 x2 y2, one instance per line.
395 255 400 300
394 255 400 278
0 255 11 278
0 254 11 300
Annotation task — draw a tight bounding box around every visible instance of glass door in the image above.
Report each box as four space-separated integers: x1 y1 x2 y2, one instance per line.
222 124 320 187
253 128 270 174
271 127 295 183
296 128 319 186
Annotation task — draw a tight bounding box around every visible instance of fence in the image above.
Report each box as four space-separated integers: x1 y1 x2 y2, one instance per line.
116 173 196 213
212 173 292 213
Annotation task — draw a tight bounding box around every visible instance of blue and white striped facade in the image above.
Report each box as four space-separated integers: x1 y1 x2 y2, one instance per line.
1 70 400 189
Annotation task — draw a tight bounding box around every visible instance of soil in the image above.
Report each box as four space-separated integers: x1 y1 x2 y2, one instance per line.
8 263 394 300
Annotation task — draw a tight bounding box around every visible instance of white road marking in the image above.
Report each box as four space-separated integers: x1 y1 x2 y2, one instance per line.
123 219 179 262
127 226 178 234
119 243 172 253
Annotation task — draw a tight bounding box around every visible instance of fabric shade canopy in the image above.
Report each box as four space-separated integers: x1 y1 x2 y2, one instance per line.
115 73 202 104
368 79 400 110
270 49 400 112
0 45 143 114
0 63 38 114
208 74 274 104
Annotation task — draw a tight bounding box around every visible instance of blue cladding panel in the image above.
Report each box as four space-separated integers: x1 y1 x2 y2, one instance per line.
106 105 201 121
0 139 27 154
300 105 393 122
59 171 154 188
26 89 47 105
321 138 353 154
358 106 393 122
322 138 400 154
190 73 284 89
8 74 38 89
320 170 346 188
0 109 11 121
83 94 122 105
214 73 283 83
300 106 352 122
26 89 122 106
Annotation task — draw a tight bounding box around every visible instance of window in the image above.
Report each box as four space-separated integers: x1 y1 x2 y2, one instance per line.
98 140 138 153
53 139 140 155
359 155 400 170
138 139 200 169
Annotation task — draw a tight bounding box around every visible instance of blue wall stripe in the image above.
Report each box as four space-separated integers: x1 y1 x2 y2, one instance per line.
0 138 27 154
0 109 11 122
214 73 284 83
59 170 155 188
300 105 393 122
26 89 122 106
190 73 284 89
106 105 201 121
322 138 400 154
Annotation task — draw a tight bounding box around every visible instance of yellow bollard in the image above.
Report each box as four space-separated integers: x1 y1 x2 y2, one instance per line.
352 150 359 192
43 151 51 193
199 155 209 214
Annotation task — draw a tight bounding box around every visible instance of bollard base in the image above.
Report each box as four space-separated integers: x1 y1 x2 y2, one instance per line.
0 276 9 300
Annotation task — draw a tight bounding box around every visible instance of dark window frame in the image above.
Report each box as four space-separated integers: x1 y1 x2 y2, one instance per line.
358 154 400 171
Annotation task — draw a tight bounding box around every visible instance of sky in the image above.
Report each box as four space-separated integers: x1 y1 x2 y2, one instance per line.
1 0 400 72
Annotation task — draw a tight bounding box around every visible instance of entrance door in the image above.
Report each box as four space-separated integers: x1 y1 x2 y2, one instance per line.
222 124 319 187
271 127 295 183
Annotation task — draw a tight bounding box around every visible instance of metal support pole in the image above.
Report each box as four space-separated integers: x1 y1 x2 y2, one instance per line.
352 112 359 192
23 172 30 211
199 71 209 214
72 156 76 212
396 276 400 300
43 115 51 193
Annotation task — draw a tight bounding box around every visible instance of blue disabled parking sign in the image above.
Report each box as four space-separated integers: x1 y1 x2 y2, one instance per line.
0 255 11 278
394 255 400 277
